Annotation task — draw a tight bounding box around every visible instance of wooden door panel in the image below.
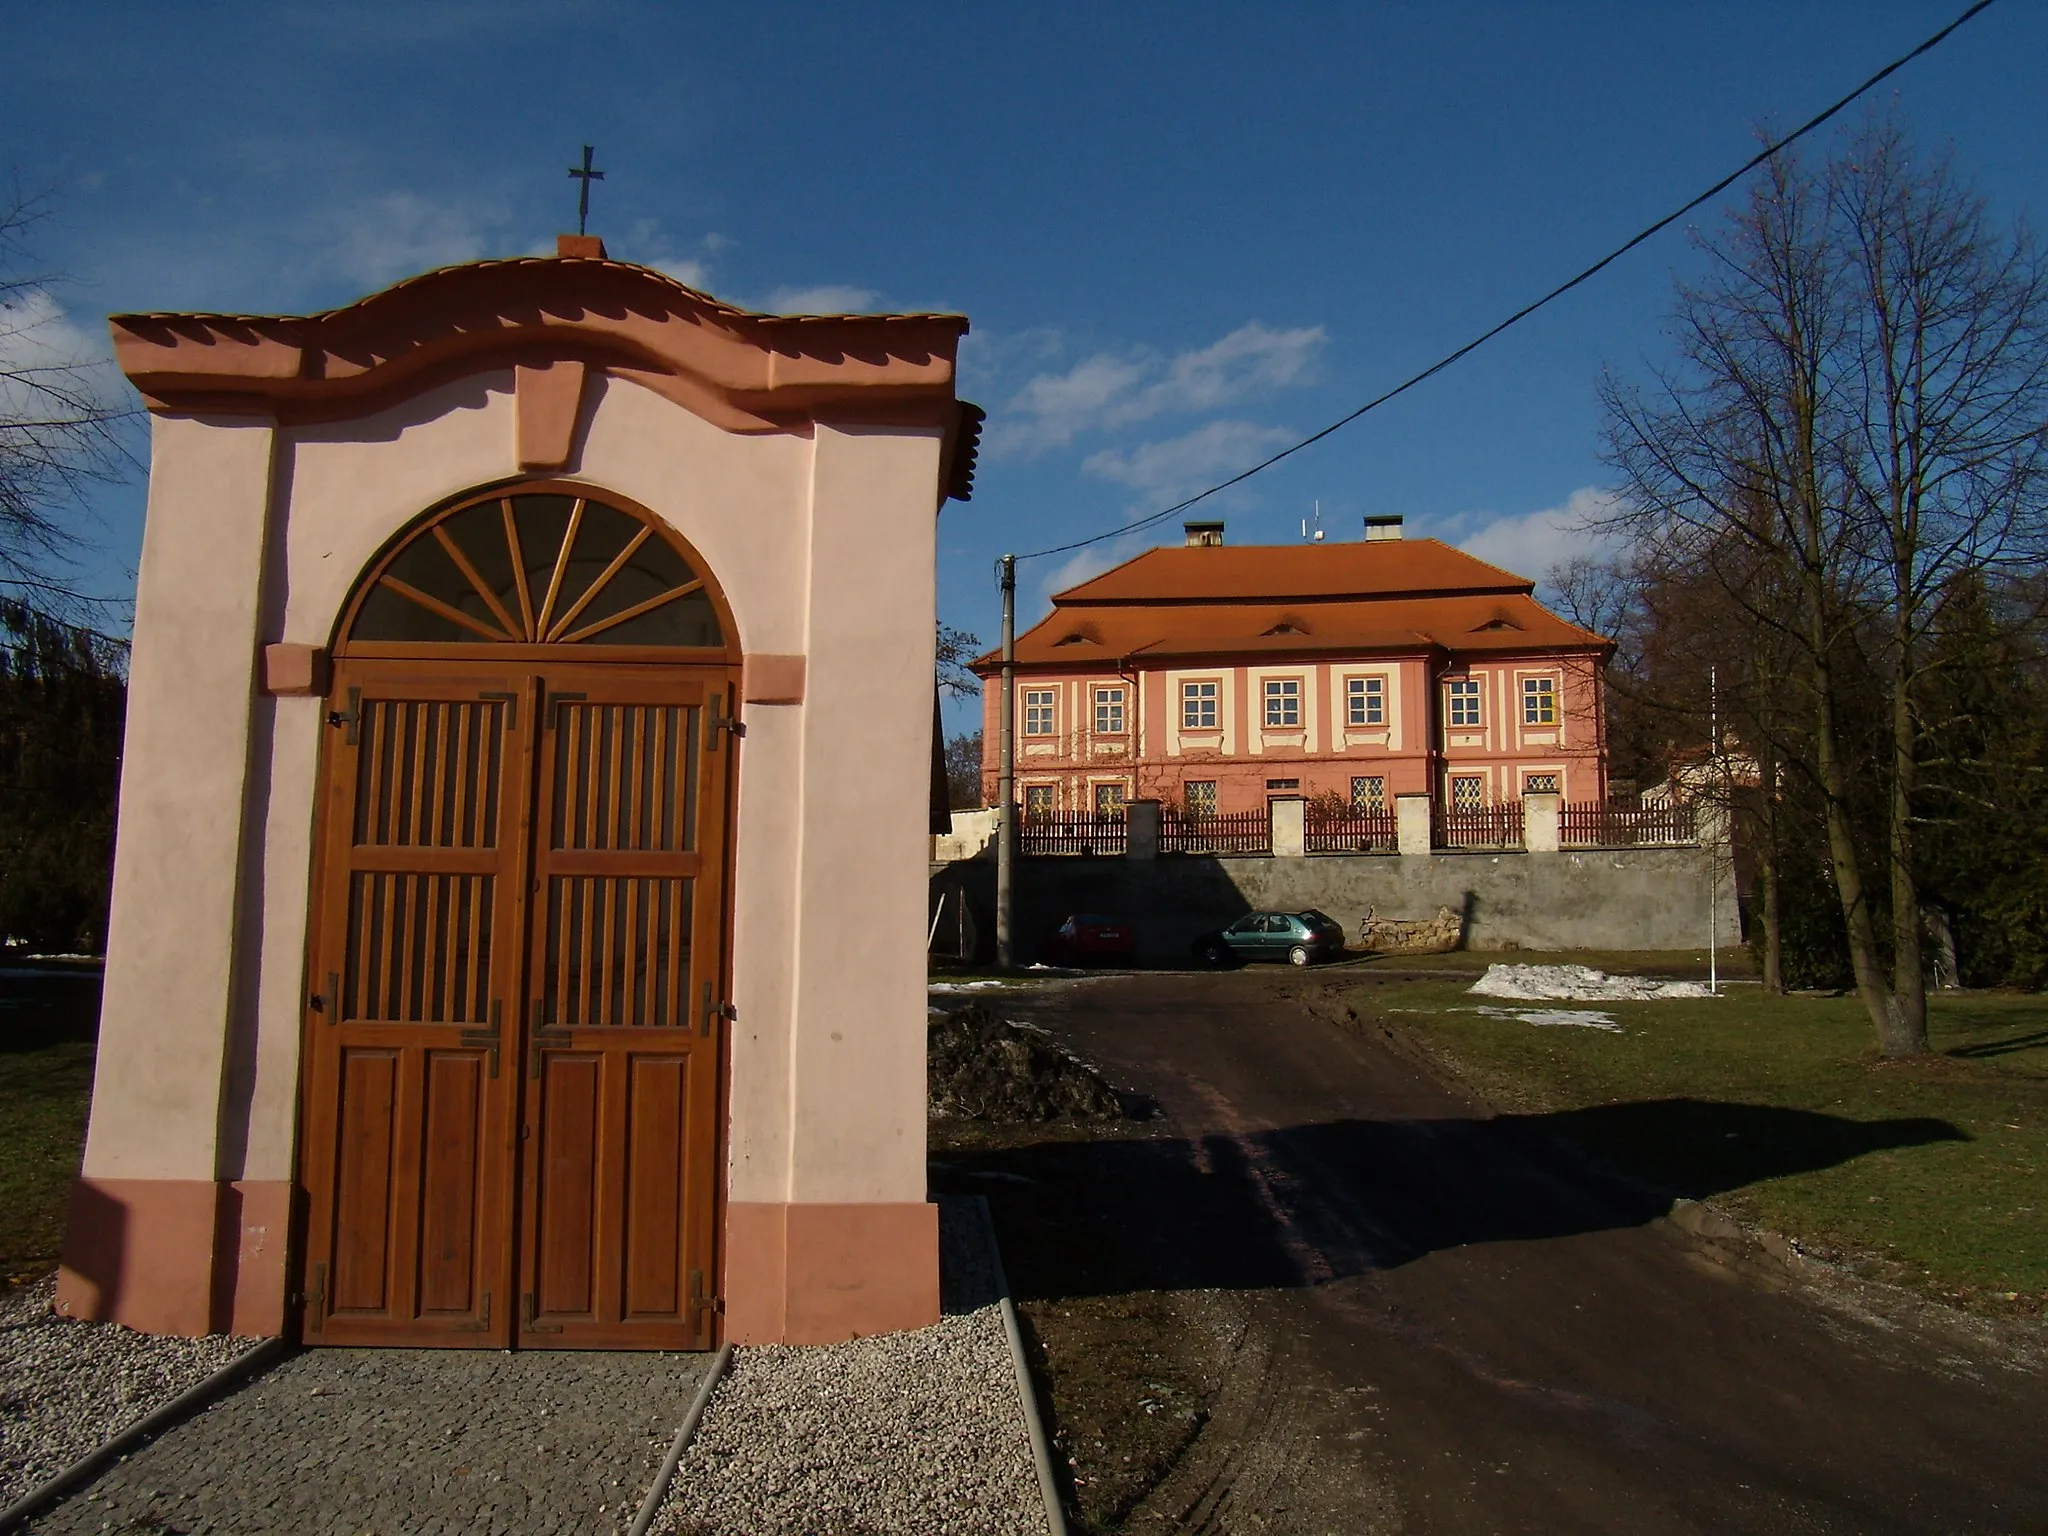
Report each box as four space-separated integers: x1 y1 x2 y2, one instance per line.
519 673 729 1349
329 1048 400 1314
416 1049 488 1315
301 666 528 1347
530 1053 602 1325
622 1053 688 1318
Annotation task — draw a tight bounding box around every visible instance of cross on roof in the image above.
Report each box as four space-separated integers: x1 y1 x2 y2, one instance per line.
568 145 605 237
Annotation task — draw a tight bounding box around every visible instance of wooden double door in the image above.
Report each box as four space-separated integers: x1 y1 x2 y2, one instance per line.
297 659 732 1349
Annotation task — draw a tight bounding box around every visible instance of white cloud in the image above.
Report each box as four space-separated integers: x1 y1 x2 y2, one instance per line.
1455 486 1622 585
1082 420 1295 502
650 257 715 291
1039 532 1154 603
762 284 881 314
324 191 497 288
0 290 122 418
989 321 1325 456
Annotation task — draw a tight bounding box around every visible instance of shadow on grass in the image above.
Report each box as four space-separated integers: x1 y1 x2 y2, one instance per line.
1946 1027 2048 1061
935 1098 1964 1303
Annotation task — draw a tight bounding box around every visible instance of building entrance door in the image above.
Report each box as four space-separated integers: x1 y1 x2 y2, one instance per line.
296 658 732 1349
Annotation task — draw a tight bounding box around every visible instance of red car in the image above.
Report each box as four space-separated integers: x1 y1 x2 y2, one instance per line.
1045 913 1136 967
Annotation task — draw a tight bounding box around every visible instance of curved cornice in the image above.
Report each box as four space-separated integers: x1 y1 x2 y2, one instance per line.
110 255 980 490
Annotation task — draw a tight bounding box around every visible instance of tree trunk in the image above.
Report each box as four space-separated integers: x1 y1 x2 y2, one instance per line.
1805 592 1913 1052
1885 640 1930 1052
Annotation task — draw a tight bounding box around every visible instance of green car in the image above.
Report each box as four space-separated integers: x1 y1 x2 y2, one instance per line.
1194 910 1347 967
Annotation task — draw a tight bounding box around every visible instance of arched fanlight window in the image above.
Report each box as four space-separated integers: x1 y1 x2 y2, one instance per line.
345 488 726 650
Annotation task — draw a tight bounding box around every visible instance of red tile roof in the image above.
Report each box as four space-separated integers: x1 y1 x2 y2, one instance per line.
1052 538 1533 605
972 539 1608 672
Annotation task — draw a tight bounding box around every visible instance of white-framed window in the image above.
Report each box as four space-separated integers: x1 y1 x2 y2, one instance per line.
1023 783 1056 819
1523 771 1559 795
1094 686 1126 735
1449 775 1484 811
1346 675 1386 728
1181 679 1218 730
1522 676 1558 726
1023 689 1055 736
1265 777 1300 791
1093 781 1128 818
1351 775 1385 811
1183 780 1218 818
1446 677 1482 728
1263 677 1302 728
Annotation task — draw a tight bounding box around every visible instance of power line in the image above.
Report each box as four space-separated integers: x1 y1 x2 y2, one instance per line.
1016 0 2000 563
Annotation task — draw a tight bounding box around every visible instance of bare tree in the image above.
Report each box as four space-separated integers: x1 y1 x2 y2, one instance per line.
0 190 134 623
1600 117 2048 1056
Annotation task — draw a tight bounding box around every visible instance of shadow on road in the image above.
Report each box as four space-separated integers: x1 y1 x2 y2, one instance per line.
936 1098 1964 1303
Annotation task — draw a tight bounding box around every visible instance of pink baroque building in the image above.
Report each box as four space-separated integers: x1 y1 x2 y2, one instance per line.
973 518 1612 819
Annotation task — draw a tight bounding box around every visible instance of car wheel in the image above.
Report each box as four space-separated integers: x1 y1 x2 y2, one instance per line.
1201 941 1231 967
1288 944 1312 967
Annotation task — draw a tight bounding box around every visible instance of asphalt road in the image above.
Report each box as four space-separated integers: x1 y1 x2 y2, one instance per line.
977 970 2048 1536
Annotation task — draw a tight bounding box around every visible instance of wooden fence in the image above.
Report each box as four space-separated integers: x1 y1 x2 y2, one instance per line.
1304 804 1398 854
1019 812 1127 856
1434 800 1524 850
1159 809 1271 855
1559 800 1696 848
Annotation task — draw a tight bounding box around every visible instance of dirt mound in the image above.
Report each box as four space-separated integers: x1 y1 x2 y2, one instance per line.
928 1003 1127 1122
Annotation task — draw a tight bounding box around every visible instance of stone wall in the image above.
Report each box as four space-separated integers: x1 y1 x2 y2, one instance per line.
931 842 1740 964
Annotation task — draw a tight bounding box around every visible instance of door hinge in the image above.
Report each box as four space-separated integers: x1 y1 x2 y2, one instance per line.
706 695 744 751
700 984 736 1037
306 1260 327 1333
326 686 362 745
688 1269 720 1315
459 1000 502 1077
310 971 339 1022
522 1291 562 1334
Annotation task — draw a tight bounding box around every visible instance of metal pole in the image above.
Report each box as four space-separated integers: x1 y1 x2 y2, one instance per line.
996 554 1017 969
1708 664 1719 995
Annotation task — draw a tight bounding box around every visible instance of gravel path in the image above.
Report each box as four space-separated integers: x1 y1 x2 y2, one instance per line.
0 1277 258 1509
19 1345 711 1534
653 1198 1045 1536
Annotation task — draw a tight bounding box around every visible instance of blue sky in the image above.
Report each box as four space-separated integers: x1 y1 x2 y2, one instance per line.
7 2 2044 734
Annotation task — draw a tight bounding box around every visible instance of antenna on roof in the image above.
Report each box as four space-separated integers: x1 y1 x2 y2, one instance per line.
1303 500 1325 543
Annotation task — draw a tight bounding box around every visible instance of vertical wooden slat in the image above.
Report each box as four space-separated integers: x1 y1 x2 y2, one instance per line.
361 702 387 845
419 873 444 1021
623 877 643 1026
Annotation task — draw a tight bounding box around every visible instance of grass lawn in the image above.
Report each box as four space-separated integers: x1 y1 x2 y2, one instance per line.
1337 963 2047 1312
0 966 99 1295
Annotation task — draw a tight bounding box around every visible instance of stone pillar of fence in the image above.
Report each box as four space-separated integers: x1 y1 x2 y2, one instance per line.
1523 792 1561 853
1395 793 1432 856
1126 798 1160 861
1269 796 1306 858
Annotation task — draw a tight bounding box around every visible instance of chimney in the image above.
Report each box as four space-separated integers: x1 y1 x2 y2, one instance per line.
557 233 608 259
1183 520 1225 548
1364 515 1404 542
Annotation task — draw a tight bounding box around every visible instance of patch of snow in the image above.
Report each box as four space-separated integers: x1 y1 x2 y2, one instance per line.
1471 1004 1622 1032
927 980 1010 992
1470 963 1714 1002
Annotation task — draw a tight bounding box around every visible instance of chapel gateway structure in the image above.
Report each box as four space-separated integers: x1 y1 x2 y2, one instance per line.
56 236 982 1348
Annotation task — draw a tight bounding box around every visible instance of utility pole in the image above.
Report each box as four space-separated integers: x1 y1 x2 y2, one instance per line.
1708 664 1719 996
996 554 1017 969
